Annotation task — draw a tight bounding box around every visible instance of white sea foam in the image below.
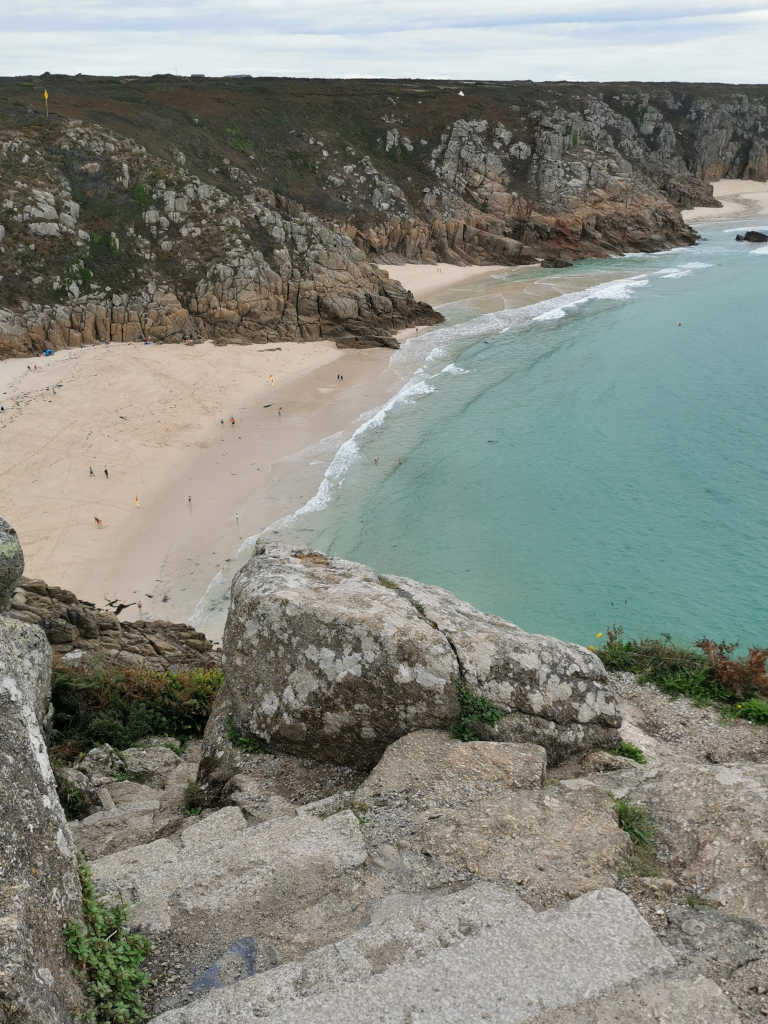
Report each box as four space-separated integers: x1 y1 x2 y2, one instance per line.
750 244 768 255
722 226 768 233
441 363 469 374
533 308 567 321
275 375 436 524
655 261 713 279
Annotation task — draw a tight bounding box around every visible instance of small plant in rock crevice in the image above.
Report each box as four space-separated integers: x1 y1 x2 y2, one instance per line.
183 781 204 816
452 681 504 741
226 716 263 753
613 796 655 846
65 855 151 1023
612 795 658 877
611 740 647 764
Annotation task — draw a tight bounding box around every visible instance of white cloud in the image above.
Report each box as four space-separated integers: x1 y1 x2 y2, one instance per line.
3 0 768 81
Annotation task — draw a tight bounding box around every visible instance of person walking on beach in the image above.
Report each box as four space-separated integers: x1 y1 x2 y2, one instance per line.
187 495 192 504
135 496 141 508
89 466 94 477
93 516 103 528
277 407 282 417
230 416 236 426
104 466 109 479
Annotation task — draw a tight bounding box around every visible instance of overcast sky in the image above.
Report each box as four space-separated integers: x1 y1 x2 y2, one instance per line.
4 0 767 83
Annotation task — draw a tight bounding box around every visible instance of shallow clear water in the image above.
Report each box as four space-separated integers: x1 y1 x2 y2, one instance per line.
272 226 768 649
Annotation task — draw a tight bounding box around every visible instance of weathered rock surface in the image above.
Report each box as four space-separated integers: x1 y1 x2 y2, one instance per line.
202 547 619 776
0 614 83 1023
9 577 219 671
372 779 630 902
612 760 768 926
532 973 741 1024
146 887 699 1024
0 516 24 609
356 729 547 805
736 230 768 242
67 740 200 857
664 904 768 1023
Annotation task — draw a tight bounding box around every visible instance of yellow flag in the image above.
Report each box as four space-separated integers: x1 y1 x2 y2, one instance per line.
43 90 48 100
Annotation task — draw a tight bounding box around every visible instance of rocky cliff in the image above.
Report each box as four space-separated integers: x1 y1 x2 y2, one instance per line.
1 77 767 358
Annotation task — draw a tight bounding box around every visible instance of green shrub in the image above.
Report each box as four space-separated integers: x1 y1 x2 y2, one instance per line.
65 856 151 1023
131 182 151 208
51 662 223 760
612 740 646 764
597 626 768 722
731 696 768 725
452 681 504 741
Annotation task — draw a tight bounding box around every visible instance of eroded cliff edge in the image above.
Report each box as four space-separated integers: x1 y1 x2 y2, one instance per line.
1 77 767 357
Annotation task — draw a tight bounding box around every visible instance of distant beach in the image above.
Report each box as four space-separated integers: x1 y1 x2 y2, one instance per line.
683 178 768 223
0 340 396 626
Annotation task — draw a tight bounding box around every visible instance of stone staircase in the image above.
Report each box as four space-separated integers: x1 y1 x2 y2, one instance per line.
143 882 738 1024
86 801 741 1023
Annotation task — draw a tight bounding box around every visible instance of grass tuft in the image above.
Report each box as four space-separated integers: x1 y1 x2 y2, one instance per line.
612 740 647 764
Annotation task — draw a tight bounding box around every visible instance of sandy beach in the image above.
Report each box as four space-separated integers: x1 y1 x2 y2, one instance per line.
0 262 525 636
378 262 508 298
683 178 768 223
0 340 399 628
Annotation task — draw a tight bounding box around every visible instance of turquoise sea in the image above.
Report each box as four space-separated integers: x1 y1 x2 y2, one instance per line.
193 222 767 651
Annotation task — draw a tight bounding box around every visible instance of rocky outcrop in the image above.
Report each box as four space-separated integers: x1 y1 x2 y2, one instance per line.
1 79 767 359
8 577 219 671
736 230 768 242
0 121 440 359
200 546 619 775
0 517 24 610
0 521 84 1023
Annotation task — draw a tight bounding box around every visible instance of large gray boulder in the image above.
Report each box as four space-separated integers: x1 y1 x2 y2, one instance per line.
0 614 84 1023
204 547 619 773
0 516 24 610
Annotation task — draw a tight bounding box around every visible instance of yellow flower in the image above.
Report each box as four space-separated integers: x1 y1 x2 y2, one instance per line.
595 632 603 639
588 645 596 652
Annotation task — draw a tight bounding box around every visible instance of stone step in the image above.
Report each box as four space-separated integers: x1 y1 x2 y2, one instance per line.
149 881 535 1023
91 805 368 1008
149 887 681 1024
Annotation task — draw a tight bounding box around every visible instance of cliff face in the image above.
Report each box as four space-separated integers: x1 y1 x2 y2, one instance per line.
0 77 766 357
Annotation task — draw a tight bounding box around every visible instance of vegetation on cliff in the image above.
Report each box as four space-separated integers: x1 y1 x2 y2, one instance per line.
50 660 223 759
598 626 768 724
2 76 767 356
